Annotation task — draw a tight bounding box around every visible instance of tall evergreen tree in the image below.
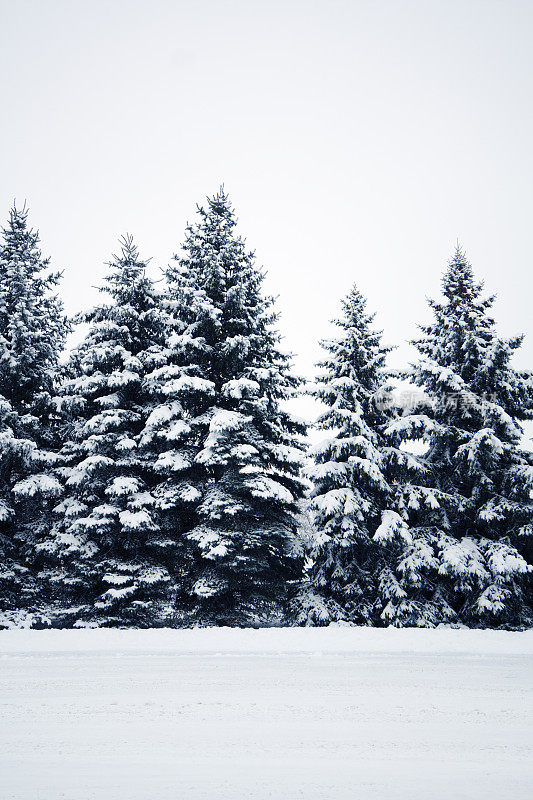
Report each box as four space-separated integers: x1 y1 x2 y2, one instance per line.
40 236 175 627
0 205 68 628
386 247 532 627
143 189 306 625
296 285 423 626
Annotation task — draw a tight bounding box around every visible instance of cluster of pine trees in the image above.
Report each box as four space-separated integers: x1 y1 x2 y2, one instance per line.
0 191 531 630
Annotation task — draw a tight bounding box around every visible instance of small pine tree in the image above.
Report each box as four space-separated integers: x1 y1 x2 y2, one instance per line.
143 189 306 625
0 205 68 628
297 285 420 626
387 247 533 628
41 236 175 627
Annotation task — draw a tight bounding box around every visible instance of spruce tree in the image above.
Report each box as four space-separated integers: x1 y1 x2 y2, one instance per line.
297 285 421 626
386 247 532 628
143 189 306 625
41 236 174 627
0 205 68 628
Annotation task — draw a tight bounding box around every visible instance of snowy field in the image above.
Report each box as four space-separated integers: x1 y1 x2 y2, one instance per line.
1 627 532 800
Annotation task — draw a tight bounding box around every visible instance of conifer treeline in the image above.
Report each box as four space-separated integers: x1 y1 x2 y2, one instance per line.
0 191 531 629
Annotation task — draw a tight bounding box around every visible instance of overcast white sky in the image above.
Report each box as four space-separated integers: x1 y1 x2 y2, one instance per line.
1 0 531 422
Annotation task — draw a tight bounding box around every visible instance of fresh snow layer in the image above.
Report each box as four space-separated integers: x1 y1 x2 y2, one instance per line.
1 627 532 800
1 624 533 654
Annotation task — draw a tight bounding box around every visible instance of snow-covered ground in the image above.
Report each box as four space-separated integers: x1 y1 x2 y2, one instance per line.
1 627 532 800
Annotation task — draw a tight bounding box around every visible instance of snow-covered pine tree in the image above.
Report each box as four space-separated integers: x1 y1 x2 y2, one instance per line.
139 226 217 623
41 236 175 627
386 246 533 628
0 205 69 628
296 285 420 626
142 189 306 626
